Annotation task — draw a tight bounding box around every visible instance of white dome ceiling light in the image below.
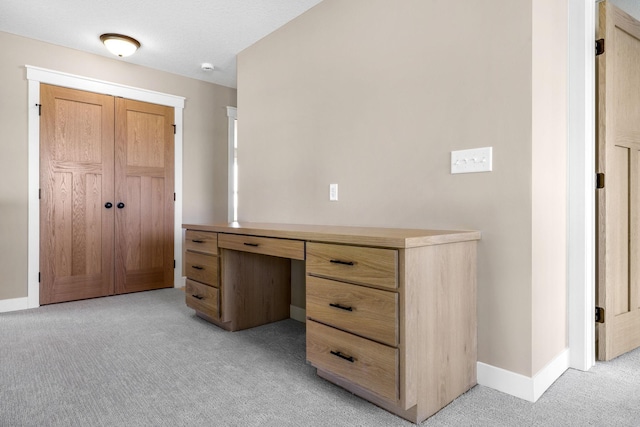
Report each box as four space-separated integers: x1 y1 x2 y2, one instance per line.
100 33 140 57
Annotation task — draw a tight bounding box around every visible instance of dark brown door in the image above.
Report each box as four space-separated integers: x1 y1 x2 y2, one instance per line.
114 98 175 294
40 85 174 304
40 84 115 304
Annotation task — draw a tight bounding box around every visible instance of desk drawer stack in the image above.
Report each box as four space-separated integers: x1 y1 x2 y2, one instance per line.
306 243 400 401
184 230 219 321
305 238 478 423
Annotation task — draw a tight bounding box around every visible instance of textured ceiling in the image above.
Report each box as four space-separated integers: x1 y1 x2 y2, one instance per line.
0 0 323 88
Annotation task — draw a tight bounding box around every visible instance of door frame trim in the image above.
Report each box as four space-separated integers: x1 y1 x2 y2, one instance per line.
567 0 596 371
226 106 237 222
26 65 185 308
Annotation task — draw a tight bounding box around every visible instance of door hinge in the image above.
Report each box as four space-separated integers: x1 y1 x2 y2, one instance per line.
173 192 176 201
596 173 605 189
596 38 605 56
38 272 41 283
173 260 176 269
39 188 42 199
595 306 605 323
35 103 42 116
171 124 176 134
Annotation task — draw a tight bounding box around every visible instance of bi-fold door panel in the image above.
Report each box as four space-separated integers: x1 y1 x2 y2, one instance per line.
40 85 115 304
115 98 174 294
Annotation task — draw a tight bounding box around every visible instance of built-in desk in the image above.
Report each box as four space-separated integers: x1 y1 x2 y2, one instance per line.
182 222 480 423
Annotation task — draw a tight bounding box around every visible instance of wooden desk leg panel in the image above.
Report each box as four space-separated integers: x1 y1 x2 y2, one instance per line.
220 249 292 331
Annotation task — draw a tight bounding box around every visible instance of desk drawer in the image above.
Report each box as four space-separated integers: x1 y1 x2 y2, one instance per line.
307 275 398 347
306 243 398 290
185 251 218 286
185 279 219 318
307 320 398 402
185 230 218 255
218 233 305 260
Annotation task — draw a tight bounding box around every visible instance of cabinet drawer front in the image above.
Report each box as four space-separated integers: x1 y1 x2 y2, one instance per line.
185 279 219 318
185 252 218 286
218 233 305 260
307 320 398 402
306 243 397 289
185 230 218 255
307 276 398 347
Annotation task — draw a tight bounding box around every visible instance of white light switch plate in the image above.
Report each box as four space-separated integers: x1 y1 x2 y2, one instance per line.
329 183 338 201
451 147 493 174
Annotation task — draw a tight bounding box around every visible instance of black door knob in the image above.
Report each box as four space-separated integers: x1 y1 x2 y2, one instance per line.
117 202 125 209
105 202 113 209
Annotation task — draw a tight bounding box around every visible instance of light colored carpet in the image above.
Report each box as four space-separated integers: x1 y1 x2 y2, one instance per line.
0 288 638 426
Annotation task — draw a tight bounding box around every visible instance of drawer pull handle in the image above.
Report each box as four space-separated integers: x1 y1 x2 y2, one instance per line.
191 265 204 270
243 243 259 247
192 294 204 300
329 303 353 312
191 239 205 243
330 350 355 363
330 259 354 266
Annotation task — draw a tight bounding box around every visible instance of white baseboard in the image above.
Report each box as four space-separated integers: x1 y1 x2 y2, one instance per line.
176 276 186 288
477 348 569 402
0 297 29 313
290 305 306 323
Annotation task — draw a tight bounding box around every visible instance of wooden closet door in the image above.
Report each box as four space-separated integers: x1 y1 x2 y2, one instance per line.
114 98 174 294
40 84 115 304
597 1 640 360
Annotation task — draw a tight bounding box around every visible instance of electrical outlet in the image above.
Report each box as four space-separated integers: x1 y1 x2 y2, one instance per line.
451 147 493 174
329 183 338 201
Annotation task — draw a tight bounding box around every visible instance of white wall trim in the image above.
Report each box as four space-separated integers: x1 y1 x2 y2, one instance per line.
227 106 237 222
25 66 185 108
477 349 570 402
27 79 41 309
567 0 596 372
173 106 184 289
26 65 186 309
0 297 30 313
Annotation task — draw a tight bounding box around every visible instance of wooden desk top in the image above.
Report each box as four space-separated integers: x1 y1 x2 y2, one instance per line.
182 222 480 249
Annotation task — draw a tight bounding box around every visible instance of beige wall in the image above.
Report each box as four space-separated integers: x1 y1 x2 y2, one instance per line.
531 0 568 374
0 31 236 301
238 0 568 376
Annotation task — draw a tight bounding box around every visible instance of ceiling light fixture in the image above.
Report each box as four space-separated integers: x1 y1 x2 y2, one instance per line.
100 33 140 57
